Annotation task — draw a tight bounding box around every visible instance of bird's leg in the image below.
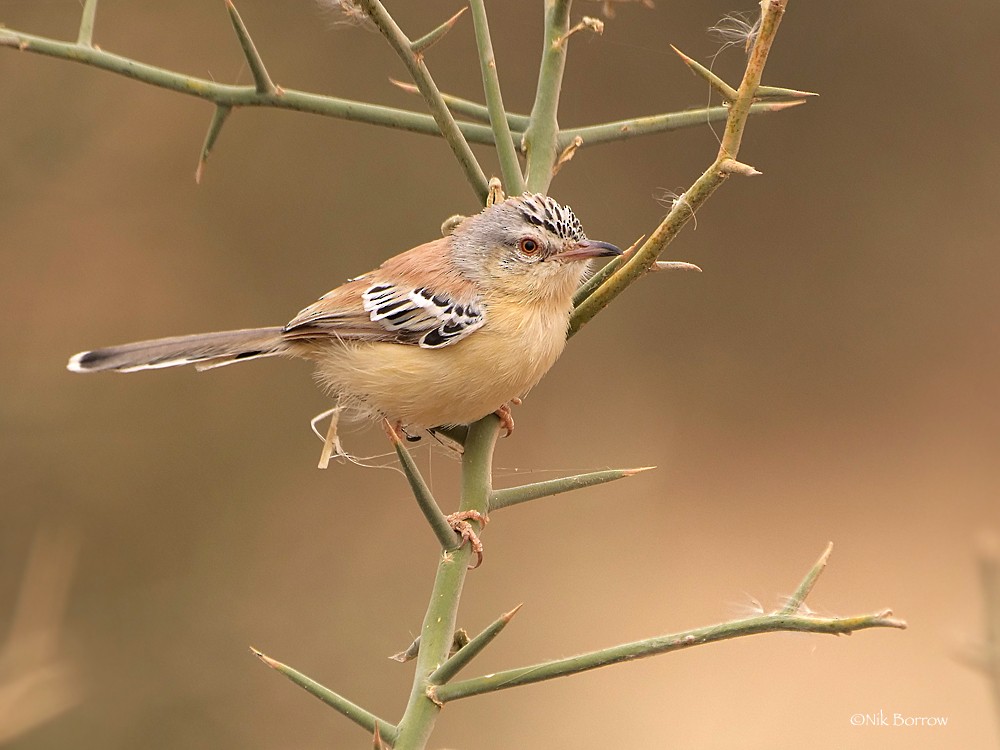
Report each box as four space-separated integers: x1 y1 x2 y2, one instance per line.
445 511 489 569
382 418 404 442
494 397 522 438
382 418 422 443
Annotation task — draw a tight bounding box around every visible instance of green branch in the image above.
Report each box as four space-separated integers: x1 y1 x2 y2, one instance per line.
523 0 573 192
430 543 905 704
392 417 499 750
469 0 525 194
568 0 792 336
0 27 499 145
557 99 802 150
388 425 462 552
357 0 489 202
431 608 905 703
390 79 532 131
0 24 803 192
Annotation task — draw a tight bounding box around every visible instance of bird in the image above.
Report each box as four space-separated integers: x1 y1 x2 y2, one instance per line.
67 193 620 436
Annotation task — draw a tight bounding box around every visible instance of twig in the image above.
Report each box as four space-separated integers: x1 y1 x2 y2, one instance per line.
357 0 489 202
469 0 525 193
389 79 531 130
671 44 737 100
781 542 833 614
409 7 466 55
569 0 791 335
430 604 523 684
387 423 461 551
0 25 804 188
572 237 641 308
251 648 397 742
195 104 233 184
392 418 499 749
672 44 816 102
431 607 905 703
0 27 500 145
430 543 903 704
523 0 573 193
720 0 787 158
557 99 802 150
76 0 99 48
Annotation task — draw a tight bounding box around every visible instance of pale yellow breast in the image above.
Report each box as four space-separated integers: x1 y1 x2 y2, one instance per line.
309 299 570 428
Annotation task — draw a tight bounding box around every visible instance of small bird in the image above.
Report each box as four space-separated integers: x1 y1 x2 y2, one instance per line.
67 193 620 434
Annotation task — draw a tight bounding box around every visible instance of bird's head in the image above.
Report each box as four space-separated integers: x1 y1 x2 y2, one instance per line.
451 194 620 301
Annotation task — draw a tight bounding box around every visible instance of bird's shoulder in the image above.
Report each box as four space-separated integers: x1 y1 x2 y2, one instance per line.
283 236 486 349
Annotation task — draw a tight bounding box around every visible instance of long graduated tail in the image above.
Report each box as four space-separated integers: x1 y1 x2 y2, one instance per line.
67 327 288 373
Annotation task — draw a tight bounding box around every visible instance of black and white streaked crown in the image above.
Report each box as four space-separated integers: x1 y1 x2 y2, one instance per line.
513 194 586 242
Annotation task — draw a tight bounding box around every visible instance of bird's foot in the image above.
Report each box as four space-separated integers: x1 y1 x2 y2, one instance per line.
494 397 522 438
446 510 489 569
382 418 422 443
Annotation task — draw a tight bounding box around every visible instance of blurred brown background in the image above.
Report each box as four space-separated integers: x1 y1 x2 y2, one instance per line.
2 1 998 748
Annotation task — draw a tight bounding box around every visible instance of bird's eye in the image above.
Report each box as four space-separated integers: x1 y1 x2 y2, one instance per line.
519 238 539 254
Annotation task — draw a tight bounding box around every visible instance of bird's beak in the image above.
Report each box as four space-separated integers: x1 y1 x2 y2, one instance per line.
553 239 622 261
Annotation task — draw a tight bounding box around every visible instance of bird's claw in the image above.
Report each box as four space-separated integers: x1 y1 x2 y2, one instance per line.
494 398 521 438
446 510 489 569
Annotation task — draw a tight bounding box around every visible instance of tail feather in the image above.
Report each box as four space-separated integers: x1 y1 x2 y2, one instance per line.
67 327 288 373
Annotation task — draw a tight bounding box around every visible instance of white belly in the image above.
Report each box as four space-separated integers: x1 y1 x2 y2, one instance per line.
310 303 569 428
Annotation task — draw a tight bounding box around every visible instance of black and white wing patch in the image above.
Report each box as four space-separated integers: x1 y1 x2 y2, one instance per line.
362 284 485 349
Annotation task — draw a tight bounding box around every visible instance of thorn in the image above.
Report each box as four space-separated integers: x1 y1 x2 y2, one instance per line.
555 16 605 47
388 77 419 95
502 602 525 622
195 104 233 184
486 177 505 206
451 628 471 654
621 236 644 259
552 135 583 176
719 158 761 176
819 541 834 566
757 85 819 99
410 7 467 55
426 684 443 708
759 98 807 112
249 646 279 669
373 723 385 750
653 261 702 273
621 466 657 476
225 0 276 95
670 44 738 101
388 636 421 663
669 44 693 64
